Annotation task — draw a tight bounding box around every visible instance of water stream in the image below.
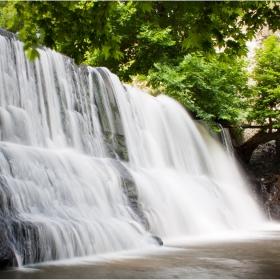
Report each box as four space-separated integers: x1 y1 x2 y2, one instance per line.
0 31 268 269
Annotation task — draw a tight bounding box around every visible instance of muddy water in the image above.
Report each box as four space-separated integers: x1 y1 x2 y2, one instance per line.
2 229 280 279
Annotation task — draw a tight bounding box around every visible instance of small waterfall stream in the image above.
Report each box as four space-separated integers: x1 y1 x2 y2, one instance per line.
217 124 234 157
0 31 265 267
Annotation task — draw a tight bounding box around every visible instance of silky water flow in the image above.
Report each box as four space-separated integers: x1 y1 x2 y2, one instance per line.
0 32 266 267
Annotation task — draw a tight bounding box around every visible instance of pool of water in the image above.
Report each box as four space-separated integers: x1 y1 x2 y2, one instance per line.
2 226 280 279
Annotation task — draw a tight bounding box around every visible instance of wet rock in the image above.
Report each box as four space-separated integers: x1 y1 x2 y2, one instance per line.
152 235 163 246
0 28 17 40
0 223 16 268
269 203 280 220
104 133 128 161
90 68 128 161
109 159 150 231
245 140 280 219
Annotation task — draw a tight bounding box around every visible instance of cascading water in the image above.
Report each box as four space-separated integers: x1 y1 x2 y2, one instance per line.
0 30 265 267
108 82 265 237
217 124 234 157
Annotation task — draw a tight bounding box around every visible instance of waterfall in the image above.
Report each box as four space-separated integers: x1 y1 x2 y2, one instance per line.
217 124 234 157
0 31 265 267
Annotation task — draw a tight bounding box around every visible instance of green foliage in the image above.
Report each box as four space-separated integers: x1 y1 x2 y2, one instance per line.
4 1 280 81
0 1 21 33
11 1 121 64
248 34 280 129
26 48 40 61
148 54 250 127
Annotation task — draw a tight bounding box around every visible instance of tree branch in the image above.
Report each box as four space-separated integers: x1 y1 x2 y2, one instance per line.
221 124 272 129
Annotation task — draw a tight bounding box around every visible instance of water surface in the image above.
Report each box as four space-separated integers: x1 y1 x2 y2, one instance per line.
2 229 280 279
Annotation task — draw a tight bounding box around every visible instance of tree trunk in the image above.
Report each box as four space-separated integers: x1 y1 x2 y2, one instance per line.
239 129 280 163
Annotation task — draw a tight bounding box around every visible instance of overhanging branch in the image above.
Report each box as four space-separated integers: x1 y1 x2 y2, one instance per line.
221 124 272 129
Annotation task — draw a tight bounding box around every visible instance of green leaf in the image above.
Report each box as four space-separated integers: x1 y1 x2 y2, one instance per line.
102 45 111 60
182 33 201 49
137 2 153 14
26 48 40 61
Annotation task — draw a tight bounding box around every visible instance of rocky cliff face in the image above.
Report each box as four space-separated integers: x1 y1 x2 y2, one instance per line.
244 140 280 220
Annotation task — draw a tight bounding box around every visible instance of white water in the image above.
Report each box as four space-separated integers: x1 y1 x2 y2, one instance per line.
0 33 265 266
104 77 265 236
218 124 234 157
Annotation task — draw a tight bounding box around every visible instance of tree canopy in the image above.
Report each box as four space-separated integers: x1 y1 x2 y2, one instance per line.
248 34 280 130
2 1 280 80
148 53 251 128
239 34 280 162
